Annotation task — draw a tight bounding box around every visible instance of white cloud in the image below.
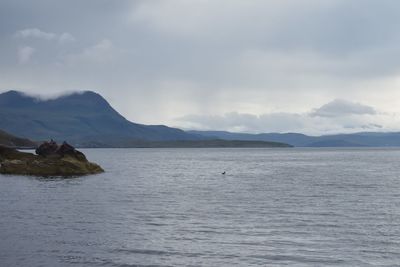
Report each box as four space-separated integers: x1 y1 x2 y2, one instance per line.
15 28 75 43
177 112 306 133
58 32 75 44
311 99 376 117
17 46 35 64
175 100 395 135
65 39 114 65
15 28 56 40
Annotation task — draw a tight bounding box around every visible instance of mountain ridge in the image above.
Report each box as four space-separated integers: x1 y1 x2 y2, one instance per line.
4 90 399 147
0 129 37 148
0 90 199 145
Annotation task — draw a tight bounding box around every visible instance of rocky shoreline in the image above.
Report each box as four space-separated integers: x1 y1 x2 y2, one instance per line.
0 141 104 177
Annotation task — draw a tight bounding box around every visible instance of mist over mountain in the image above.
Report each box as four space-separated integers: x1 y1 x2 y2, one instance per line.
0 90 199 146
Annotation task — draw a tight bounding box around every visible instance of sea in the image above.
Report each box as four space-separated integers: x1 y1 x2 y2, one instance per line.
1 148 400 266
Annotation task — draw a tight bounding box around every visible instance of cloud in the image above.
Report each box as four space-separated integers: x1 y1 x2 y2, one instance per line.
311 99 376 117
15 28 75 43
58 32 75 43
65 39 115 65
17 46 35 64
131 0 335 41
15 28 56 40
3 0 400 132
175 99 391 135
343 123 382 130
177 112 306 133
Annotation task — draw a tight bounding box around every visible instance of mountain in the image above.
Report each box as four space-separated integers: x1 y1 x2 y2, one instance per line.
188 131 314 147
0 129 36 148
106 139 292 148
306 139 365 147
5 89 395 148
0 90 199 146
189 130 400 147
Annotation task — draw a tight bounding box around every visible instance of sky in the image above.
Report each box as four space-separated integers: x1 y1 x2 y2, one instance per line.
1 0 400 135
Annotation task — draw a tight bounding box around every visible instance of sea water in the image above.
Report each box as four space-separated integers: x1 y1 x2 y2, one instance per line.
1 148 400 266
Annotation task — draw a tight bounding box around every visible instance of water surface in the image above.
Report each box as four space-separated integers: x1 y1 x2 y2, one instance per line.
1 148 400 266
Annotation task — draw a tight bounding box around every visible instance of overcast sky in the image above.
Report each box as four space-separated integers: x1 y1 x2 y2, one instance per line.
1 0 400 135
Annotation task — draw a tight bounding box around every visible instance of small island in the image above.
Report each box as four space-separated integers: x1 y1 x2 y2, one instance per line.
0 140 104 177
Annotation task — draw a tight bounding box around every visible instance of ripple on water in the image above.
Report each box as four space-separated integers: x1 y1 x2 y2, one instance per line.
1 148 400 266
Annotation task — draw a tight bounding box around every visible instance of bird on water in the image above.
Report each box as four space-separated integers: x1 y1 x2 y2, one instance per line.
222 171 226 175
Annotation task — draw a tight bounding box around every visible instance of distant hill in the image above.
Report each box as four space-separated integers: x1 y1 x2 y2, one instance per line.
0 129 36 148
306 139 365 147
0 90 199 146
82 139 292 148
189 130 400 147
188 131 314 147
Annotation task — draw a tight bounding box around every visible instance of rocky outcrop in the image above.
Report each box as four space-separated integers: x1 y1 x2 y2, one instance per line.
0 141 104 177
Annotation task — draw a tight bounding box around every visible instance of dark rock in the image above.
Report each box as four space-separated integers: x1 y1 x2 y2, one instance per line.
56 141 87 161
0 142 104 177
35 140 87 160
35 139 58 156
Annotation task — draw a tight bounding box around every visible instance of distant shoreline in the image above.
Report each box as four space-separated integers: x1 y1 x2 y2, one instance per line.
74 139 293 149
